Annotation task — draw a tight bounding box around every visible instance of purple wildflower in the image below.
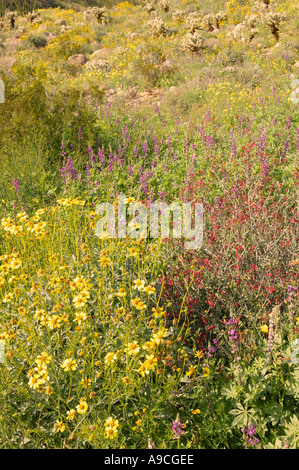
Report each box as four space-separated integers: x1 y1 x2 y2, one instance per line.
172 420 186 439
13 179 20 195
244 425 262 449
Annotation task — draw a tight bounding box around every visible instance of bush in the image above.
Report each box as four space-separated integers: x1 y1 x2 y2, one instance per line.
28 34 48 48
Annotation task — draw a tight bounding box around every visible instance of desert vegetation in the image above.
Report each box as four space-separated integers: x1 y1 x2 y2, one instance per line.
0 0 298 449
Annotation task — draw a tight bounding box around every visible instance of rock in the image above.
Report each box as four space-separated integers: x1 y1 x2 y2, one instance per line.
54 19 66 26
6 37 21 47
90 48 112 61
224 66 235 73
128 32 141 39
162 60 173 70
13 31 23 39
201 66 213 75
168 86 177 92
68 54 88 66
38 23 48 33
294 61 299 69
204 38 221 49
210 27 220 34
0 56 17 71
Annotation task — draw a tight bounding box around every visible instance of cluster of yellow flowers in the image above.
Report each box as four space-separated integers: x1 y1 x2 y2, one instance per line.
1 210 48 239
104 416 119 439
28 351 52 390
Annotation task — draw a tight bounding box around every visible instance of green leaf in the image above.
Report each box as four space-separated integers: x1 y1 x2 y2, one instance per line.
221 383 239 400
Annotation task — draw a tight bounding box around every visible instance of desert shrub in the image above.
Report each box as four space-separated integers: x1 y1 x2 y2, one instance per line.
242 14 259 41
185 12 202 34
27 34 47 48
14 0 38 16
261 11 286 41
181 31 205 53
130 41 167 86
26 10 40 23
147 16 169 38
159 0 169 12
172 9 184 23
144 2 155 14
89 6 109 24
160 142 298 353
45 24 96 60
202 13 216 32
227 23 246 43
85 58 110 71
5 11 17 29
215 11 227 29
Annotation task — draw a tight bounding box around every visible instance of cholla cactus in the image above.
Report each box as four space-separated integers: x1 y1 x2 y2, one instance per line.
16 25 27 35
85 59 110 72
172 9 184 23
147 17 169 37
253 1 268 14
227 23 246 43
145 2 156 14
181 31 204 53
60 25 73 34
5 11 17 29
26 11 40 24
89 6 109 23
261 11 285 41
159 0 169 12
215 11 227 29
202 13 216 32
243 14 259 41
185 12 202 34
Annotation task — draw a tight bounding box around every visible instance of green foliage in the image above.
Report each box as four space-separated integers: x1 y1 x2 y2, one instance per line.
14 0 38 17
27 34 48 47
0 0 298 450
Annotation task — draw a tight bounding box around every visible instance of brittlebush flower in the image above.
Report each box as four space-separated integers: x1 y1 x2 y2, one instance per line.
139 354 158 377
80 377 91 388
28 375 41 389
261 324 269 333
35 352 52 365
116 287 127 298
152 306 165 318
151 328 167 345
104 351 118 366
104 417 119 439
61 358 77 372
54 420 65 433
76 398 88 415
67 409 77 421
144 285 155 295
128 247 139 257
126 341 140 356
74 311 88 325
100 255 111 267
186 364 197 377
133 279 145 291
